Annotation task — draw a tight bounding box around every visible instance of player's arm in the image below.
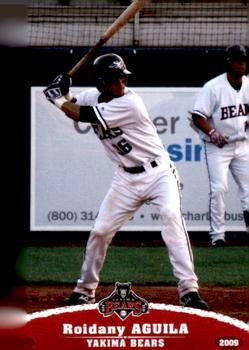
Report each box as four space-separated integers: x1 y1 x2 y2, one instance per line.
62 103 100 125
192 113 213 135
43 74 100 124
192 113 228 148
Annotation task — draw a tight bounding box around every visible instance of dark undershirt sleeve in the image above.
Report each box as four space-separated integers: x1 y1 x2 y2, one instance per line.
79 106 101 124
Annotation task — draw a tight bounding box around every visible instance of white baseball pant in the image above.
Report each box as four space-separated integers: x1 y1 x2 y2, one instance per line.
204 139 249 243
74 154 199 298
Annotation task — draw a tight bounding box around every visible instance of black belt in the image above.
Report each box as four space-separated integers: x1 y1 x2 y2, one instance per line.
123 160 158 174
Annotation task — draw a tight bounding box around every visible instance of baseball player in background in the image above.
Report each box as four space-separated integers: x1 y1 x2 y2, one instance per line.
192 45 249 247
44 53 208 310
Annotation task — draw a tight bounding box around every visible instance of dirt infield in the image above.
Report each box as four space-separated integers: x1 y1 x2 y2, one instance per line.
4 284 249 323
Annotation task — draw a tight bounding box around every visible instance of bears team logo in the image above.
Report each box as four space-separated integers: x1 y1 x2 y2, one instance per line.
98 282 149 320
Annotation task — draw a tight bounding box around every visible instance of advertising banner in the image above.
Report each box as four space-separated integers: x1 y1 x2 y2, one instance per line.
31 87 244 231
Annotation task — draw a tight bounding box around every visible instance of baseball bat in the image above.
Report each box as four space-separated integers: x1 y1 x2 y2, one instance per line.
68 0 147 77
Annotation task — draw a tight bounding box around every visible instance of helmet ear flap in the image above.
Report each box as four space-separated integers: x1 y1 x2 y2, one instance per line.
96 77 106 92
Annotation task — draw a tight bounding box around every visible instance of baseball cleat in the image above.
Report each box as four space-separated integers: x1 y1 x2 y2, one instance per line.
212 239 226 247
61 292 95 306
180 292 209 311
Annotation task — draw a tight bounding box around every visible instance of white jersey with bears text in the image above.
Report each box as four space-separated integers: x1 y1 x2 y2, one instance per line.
76 87 166 168
193 73 249 142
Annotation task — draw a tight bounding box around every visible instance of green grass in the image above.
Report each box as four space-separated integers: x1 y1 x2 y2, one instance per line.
16 246 249 286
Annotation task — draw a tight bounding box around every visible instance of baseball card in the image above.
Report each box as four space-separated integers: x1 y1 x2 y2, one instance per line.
1 1 248 349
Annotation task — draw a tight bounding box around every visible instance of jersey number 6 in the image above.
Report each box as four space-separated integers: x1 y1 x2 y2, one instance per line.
112 138 132 155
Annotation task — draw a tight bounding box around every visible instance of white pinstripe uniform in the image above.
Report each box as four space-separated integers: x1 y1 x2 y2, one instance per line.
74 87 199 298
193 73 249 243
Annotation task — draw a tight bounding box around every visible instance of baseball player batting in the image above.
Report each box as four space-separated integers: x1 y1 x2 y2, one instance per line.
44 53 208 310
192 44 249 246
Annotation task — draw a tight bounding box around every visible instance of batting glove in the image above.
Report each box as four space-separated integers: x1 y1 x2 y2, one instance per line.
209 128 228 148
53 73 74 102
53 73 71 90
43 82 67 108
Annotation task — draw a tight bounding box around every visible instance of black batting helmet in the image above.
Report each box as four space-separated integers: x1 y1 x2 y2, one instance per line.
93 53 131 91
225 45 247 63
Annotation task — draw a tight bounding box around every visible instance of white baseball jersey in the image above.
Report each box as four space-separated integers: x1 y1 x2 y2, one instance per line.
193 73 249 142
76 87 166 168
